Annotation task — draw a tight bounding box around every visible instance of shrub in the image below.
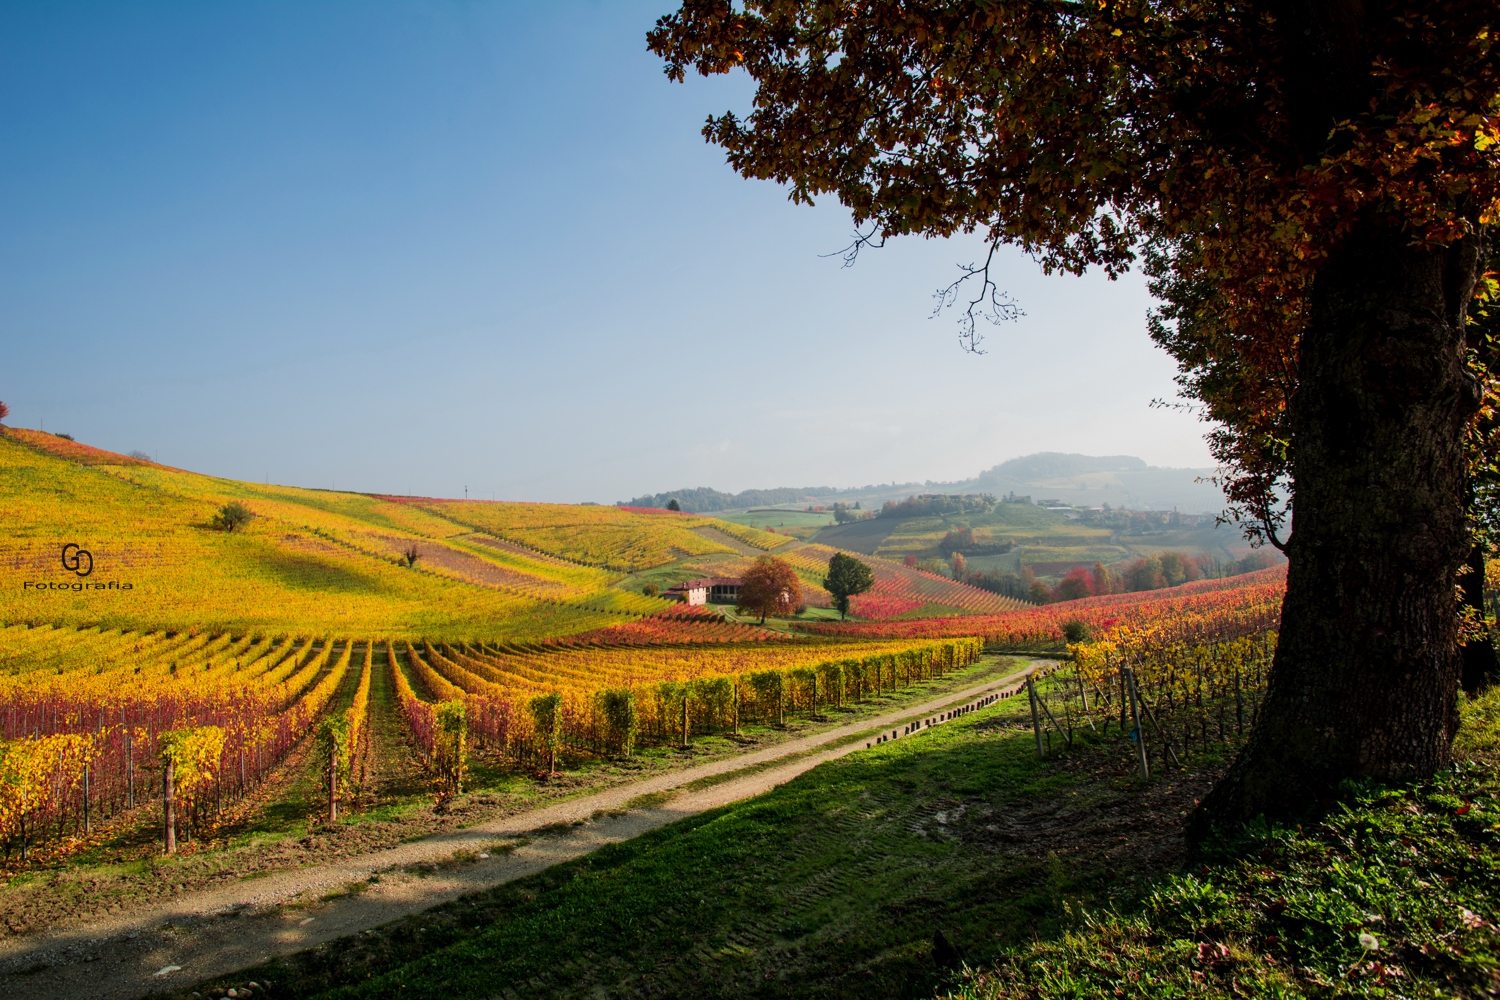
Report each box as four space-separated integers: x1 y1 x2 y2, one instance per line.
210 501 254 532
642 583 660 598
1061 619 1090 644
128 450 152 462
402 544 421 567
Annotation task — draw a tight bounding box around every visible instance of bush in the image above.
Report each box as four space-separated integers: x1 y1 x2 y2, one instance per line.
402 544 421 567
642 583 660 598
128 450 152 462
210 501 254 532
1061 619 1090 644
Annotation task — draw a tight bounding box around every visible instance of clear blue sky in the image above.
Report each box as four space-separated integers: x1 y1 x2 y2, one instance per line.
1 1 1214 503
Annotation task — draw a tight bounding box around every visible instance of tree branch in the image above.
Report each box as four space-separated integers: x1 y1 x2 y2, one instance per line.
930 240 1024 354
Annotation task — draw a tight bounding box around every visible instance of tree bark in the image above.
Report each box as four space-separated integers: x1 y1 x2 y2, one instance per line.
1191 220 1482 838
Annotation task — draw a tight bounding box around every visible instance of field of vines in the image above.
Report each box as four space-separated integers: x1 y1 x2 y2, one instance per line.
0 613 980 863
0 430 663 635
397 498 788 573
801 566 1286 643
1025 593 1280 779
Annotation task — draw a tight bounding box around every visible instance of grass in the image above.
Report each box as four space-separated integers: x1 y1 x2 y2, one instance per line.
944 686 1500 1000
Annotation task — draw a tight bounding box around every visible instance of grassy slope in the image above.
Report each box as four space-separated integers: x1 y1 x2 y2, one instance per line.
946 688 1500 1000
0 430 655 637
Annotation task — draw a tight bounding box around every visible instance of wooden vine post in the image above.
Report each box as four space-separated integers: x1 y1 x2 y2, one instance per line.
163 757 176 854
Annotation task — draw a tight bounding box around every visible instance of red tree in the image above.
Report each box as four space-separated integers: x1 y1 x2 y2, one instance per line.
736 557 803 624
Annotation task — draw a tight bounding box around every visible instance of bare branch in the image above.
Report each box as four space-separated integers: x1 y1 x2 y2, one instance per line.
820 226 887 268
930 241 1023 354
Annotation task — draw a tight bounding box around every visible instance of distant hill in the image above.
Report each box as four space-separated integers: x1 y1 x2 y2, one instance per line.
621 486 847 513
964 452 1224 513
625 453 1226 516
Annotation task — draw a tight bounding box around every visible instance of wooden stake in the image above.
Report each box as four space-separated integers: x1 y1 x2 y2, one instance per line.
164 760 176 854
1027 677 1045 758
1124 667 1150 779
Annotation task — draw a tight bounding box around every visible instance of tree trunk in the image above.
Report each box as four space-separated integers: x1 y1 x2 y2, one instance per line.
1192 222 1482 838
1460 543 1497 694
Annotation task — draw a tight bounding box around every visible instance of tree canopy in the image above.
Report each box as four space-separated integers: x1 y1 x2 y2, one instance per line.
823 552 875 619
738 556 804 623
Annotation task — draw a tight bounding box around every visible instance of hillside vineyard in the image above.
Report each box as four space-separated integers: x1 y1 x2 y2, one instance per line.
0 427 1275 866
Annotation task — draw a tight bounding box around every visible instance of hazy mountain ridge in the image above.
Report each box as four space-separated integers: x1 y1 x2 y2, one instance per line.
624 453 1226 515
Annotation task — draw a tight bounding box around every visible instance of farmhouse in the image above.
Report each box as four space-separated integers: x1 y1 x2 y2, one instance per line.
665 577 742 606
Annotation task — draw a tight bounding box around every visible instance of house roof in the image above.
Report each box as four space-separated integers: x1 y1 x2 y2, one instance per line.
665 577 743 591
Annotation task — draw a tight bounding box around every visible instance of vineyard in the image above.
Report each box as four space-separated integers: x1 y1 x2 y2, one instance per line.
0 610 981 862
397 498 789 573
0 430 664 635
800 565 1286 643
0 424 1277 901
1022 588 1281 783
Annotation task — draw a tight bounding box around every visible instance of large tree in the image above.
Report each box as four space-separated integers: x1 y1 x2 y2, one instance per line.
823 551 876 618
738 556 804 623
649 1 1500 834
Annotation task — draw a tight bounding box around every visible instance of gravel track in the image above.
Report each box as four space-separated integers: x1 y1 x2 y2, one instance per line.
0 663 1043 1000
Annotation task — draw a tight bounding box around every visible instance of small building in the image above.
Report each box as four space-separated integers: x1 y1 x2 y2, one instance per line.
664 577 742 606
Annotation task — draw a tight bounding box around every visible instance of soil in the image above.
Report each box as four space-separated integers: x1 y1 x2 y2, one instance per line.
0 666 1040 1000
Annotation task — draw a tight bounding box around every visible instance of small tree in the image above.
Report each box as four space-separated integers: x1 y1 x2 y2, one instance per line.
666 498 681 511
0 400 9 423
950 552 967 581
1052 568 1092 602
128 450 152 462
823 552 875 620
642 583 660 598
737 556 802 624
402 544 421 568
210 501 253 532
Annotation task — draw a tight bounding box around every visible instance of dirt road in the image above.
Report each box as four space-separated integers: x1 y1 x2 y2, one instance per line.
0 663 1043 1000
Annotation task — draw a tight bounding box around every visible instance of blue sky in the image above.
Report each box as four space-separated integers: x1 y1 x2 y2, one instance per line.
1 1 1214 503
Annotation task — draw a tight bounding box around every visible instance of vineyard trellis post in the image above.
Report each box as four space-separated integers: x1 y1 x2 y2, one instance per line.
163 758 176 854
126 730 133 809
82 762 90 835
1026 677 1045 758
1124 666 1149 780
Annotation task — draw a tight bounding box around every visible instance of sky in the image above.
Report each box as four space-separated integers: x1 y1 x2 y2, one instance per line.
0 1 1216 504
